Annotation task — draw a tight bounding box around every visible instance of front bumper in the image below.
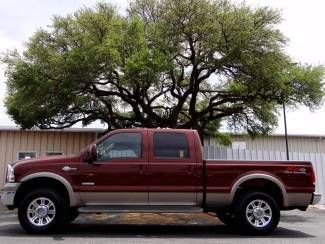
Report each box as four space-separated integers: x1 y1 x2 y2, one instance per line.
311 192 322 205
0 182 21 207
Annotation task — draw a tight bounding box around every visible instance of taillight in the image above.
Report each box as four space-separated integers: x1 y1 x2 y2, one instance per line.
311 167 316 186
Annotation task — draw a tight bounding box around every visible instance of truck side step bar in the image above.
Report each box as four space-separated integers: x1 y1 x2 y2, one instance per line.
78 205 204 213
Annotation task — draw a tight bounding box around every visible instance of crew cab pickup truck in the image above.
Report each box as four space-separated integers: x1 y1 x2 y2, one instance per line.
0 128 321 235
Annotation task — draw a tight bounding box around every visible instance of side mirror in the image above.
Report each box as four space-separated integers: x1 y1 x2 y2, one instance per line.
84 144 97 163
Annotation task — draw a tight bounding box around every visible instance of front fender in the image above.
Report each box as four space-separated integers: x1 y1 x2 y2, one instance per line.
20 172 80 206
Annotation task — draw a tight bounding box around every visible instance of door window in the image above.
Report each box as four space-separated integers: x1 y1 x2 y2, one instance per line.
153 132 189 158
96 133 142 160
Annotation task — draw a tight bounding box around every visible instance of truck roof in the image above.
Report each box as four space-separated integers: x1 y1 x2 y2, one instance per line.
113 128 197 132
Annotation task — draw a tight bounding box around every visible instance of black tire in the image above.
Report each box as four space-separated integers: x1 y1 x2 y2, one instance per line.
18 188 68 234
67 208 79 222
216 208 236 226
236 191 280 235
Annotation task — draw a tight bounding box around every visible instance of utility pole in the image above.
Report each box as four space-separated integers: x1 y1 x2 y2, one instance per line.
283 103 289 160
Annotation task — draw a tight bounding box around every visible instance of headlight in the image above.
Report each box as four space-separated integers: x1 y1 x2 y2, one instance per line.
6 164 15 183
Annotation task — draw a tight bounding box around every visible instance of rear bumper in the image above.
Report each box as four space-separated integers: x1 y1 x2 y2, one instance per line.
311 192 322 205
0 183 21 207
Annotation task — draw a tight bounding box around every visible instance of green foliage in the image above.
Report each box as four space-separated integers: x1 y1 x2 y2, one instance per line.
2 0 324 144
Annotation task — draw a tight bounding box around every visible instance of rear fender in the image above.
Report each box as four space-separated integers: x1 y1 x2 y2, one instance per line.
230 173 287 206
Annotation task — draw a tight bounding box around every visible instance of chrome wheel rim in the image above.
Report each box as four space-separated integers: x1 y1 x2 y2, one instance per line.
27 197 56 227
245 199 272 228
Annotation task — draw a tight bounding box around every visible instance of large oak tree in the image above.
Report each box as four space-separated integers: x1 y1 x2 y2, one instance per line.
2 0 324 141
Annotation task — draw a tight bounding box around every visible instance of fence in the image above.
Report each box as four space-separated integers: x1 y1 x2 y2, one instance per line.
203 147 325 205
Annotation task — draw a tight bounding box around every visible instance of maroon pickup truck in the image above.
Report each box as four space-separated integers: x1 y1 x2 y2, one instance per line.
0 128 321 235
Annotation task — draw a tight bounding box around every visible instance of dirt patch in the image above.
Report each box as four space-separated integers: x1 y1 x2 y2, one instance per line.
85 213 221 225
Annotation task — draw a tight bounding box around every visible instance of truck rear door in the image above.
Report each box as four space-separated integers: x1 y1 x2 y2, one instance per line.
147 130 200 205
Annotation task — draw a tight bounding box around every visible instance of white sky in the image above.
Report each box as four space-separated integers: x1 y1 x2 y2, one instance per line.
0 0 324 135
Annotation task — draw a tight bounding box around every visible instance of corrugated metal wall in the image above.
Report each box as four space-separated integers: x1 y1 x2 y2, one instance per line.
0 130 97 185
203 147 325 205
204 135 325 153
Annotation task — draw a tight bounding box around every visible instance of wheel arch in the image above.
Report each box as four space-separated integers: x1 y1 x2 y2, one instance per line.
15 172 78 207
230 173 287 207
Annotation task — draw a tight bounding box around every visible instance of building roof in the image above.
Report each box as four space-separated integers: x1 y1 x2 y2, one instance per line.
232 132 325 139
0 126 106 133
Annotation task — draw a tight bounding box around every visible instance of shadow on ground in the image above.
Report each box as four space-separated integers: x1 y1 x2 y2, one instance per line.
280 214 312 223
0 222 314 240
0 211 319 240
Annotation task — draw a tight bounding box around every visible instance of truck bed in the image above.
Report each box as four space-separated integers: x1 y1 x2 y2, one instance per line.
203 159 315 208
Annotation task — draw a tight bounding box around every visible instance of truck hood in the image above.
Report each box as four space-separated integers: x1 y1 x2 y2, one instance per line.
10 154 81 168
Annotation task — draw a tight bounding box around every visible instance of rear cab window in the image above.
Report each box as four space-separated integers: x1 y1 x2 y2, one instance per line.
153 132 189 158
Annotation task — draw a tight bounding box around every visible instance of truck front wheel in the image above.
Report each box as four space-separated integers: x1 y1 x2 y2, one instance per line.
18 188 68 234
236 192 280 235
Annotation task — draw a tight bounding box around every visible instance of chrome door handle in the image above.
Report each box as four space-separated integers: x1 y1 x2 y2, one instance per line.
62 166 77 172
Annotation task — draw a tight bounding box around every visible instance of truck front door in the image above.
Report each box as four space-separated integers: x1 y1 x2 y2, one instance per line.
79 130 148 205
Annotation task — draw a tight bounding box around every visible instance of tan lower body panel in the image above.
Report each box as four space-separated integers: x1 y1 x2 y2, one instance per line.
206 192 313 208
78 205 203 213
149 192 197 205
205 193 232 206
79 192 200 206
285 193 312 207
78 192 312 208
79 192 148 205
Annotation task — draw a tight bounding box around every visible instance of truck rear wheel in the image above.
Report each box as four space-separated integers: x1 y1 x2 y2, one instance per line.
236 191 280 235
18 188 68 234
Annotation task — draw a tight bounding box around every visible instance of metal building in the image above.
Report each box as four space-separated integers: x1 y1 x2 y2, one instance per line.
204 133 325 153
0 127 101 184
